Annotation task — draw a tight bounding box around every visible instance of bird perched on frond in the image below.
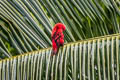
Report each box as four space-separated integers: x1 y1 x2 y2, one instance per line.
51 23 66 56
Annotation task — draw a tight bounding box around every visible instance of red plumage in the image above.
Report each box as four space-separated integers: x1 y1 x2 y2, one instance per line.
51 23 66 56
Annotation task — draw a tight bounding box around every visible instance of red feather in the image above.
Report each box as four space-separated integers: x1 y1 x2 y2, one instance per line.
51 23 66 56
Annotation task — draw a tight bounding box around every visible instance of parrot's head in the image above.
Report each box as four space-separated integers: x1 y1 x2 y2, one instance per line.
54 23 66 32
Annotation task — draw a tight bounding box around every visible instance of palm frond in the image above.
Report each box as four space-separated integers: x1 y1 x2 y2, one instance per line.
0 33 120 80
0 0 120 58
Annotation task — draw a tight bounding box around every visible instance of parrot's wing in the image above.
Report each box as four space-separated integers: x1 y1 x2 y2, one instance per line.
52 32 60 40
55 35 62 47
52 32 63 54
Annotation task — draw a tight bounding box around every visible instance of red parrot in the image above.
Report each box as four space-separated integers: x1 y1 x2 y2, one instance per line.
51 23 66 56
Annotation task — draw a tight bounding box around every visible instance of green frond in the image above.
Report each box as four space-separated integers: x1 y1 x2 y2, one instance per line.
0 0 120 58
0 33 120 80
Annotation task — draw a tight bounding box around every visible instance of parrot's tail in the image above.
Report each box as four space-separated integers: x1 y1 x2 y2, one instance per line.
51 48 59 56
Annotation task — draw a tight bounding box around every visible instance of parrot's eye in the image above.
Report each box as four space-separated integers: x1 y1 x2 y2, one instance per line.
62 26 66 31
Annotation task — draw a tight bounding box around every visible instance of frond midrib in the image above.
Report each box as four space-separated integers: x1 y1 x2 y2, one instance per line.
0 33 119 62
